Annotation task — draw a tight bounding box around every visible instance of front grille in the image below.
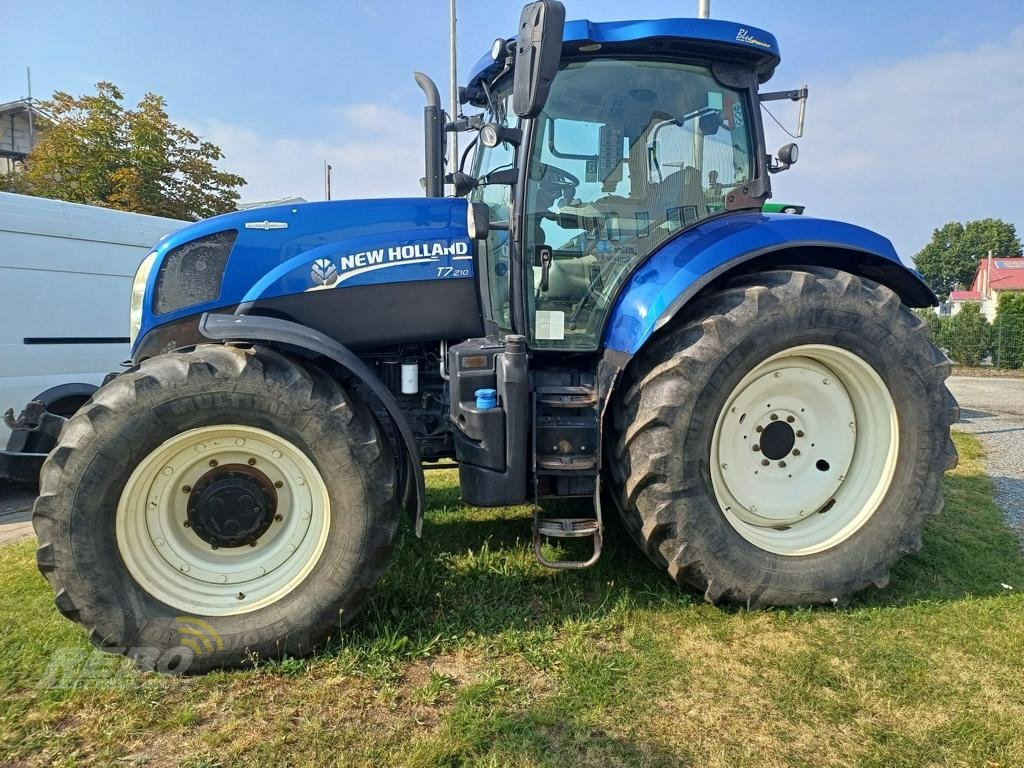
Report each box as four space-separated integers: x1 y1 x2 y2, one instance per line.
153 230 237 315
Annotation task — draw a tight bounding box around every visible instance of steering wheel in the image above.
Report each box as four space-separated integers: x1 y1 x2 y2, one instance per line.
531 162 579 209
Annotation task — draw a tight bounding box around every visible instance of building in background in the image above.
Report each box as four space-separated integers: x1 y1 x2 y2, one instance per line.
0 99 43 175
948 256 1024 319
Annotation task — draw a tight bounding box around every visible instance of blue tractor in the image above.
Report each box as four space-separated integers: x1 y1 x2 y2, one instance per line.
35 2 957 672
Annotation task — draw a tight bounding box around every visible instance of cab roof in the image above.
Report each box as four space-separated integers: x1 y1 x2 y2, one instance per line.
466 17 780 100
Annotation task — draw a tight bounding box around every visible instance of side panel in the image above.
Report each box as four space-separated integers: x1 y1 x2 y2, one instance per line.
135 198 481 354
602 212 933 355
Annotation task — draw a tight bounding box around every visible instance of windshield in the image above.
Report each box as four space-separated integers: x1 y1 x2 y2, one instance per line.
523 58 756 350
469 84 516 332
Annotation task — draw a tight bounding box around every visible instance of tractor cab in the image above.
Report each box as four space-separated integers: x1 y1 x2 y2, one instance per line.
456 10 794 352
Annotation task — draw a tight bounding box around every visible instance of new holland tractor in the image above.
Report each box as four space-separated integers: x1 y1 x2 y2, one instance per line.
34 2 958 672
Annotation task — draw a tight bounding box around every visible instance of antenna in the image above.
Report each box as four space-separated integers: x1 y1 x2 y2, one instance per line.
448 0 459 189
26 67 34 149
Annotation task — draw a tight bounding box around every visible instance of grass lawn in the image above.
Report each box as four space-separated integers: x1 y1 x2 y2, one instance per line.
1 431 1023 767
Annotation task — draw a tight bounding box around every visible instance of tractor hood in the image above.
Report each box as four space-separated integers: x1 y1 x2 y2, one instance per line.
135 197 475 355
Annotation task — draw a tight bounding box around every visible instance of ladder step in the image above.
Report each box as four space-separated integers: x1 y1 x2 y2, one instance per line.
536 517 600 539
536 455 597 472
535 387 597 408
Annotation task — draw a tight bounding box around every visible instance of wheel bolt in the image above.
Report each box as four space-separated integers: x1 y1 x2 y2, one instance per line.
183 520 190 528
755 425 764 433
209 459 218 467
770 413 779 421
779 460 787 468
249 541 257 547
761 459 770 466
275 514 283 522
274 481 283 488
753 444 761 452
182 485 191 493
792 449 801 456
786 415 795 423
796 430 805 438
248 457 257 466
211 544 218 550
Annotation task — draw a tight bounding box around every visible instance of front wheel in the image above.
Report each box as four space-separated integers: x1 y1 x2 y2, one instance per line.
609 268 958 606
34 345 400 672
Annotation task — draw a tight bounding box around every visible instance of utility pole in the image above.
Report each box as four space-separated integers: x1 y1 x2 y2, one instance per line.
448 0 459 190
697 0 710 18
26 67 34 149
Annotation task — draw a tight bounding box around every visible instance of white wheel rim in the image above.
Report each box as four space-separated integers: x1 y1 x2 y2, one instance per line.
710 344 898 556
116 425 330 616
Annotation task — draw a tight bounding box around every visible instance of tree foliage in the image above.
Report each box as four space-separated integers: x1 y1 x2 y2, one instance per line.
993 292 1024 369
1 82 244 219
943 303 992 367
913 219 1022 299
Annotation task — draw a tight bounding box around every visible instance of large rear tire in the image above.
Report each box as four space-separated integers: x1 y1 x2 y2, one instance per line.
34 344 400 672
608 268 958 606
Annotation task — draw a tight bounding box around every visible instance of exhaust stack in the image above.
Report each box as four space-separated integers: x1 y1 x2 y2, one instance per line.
414 72 445 198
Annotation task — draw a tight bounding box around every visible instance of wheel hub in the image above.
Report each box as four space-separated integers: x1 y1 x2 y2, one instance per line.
187 465 277 548
759 420 795 460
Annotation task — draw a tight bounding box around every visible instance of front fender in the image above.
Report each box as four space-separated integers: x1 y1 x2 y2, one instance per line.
602 213 935 356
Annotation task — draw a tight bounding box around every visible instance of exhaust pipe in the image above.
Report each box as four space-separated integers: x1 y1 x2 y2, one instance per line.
414 72 445 198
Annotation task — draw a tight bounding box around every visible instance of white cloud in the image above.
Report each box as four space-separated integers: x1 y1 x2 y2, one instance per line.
196 102 425 204
765 26 1024 261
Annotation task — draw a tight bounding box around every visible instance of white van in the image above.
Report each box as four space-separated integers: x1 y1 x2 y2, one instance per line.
0 191 185 457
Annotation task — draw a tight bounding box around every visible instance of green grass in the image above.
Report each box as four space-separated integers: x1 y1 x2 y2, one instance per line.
2 431 1023 767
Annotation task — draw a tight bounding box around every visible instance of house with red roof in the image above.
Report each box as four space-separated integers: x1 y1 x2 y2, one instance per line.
948 256 1024 320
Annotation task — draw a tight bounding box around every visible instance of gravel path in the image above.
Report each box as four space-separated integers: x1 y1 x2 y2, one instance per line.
947 376 1024 547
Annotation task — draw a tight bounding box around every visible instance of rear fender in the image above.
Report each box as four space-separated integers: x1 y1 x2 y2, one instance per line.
199 313 426 536
602 213 936 357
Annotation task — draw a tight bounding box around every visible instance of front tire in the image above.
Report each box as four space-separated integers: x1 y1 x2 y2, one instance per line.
609 268 958 606
34 345 400 672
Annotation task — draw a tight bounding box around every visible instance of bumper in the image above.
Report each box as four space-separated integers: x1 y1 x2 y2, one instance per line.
0 448 46 485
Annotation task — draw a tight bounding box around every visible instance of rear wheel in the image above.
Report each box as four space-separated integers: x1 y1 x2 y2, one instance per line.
34 344 399 672
609 268 958 606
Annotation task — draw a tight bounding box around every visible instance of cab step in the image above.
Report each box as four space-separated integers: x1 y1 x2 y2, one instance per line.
532 510 603 569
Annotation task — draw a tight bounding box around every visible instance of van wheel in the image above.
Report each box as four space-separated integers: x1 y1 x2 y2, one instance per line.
33 344 400 672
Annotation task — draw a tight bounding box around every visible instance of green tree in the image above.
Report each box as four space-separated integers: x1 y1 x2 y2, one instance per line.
944 303 991 366
993 292 1024 369
0 82 244 219
914 219 1022 299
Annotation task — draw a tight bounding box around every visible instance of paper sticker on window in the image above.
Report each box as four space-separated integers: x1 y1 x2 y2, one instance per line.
535 310 565 340
707 92 724 110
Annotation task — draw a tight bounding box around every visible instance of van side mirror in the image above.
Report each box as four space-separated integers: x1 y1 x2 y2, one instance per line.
512 0 566 119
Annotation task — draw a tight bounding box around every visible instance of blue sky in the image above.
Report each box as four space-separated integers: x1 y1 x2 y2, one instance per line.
3 0 1023 259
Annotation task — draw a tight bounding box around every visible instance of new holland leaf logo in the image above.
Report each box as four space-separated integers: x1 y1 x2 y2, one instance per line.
311 258 339 287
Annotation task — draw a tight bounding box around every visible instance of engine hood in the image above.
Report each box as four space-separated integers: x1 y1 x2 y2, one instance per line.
137 197 473 350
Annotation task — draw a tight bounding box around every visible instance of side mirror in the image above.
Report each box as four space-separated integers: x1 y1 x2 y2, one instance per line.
697 111 722 136
467 203 490 240
512 0 566 119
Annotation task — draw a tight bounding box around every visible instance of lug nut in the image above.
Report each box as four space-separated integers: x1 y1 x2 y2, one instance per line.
792 449 801 456
761 459 770 466
275 514 284 522
209 459 218 467
753 444 761 452
183 520 190 528
182 485 191 493
796 430 805 437
249 541 257 547
779 460 787 468
770 413 779 421
786 415 795 423
274 480 283 488
755 425 764 433
248 457 257 466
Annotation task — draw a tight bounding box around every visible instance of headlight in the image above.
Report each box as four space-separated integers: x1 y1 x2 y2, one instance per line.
129 251 157 346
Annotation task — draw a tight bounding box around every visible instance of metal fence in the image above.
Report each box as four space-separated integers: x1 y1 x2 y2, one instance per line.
918 305 1024 370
